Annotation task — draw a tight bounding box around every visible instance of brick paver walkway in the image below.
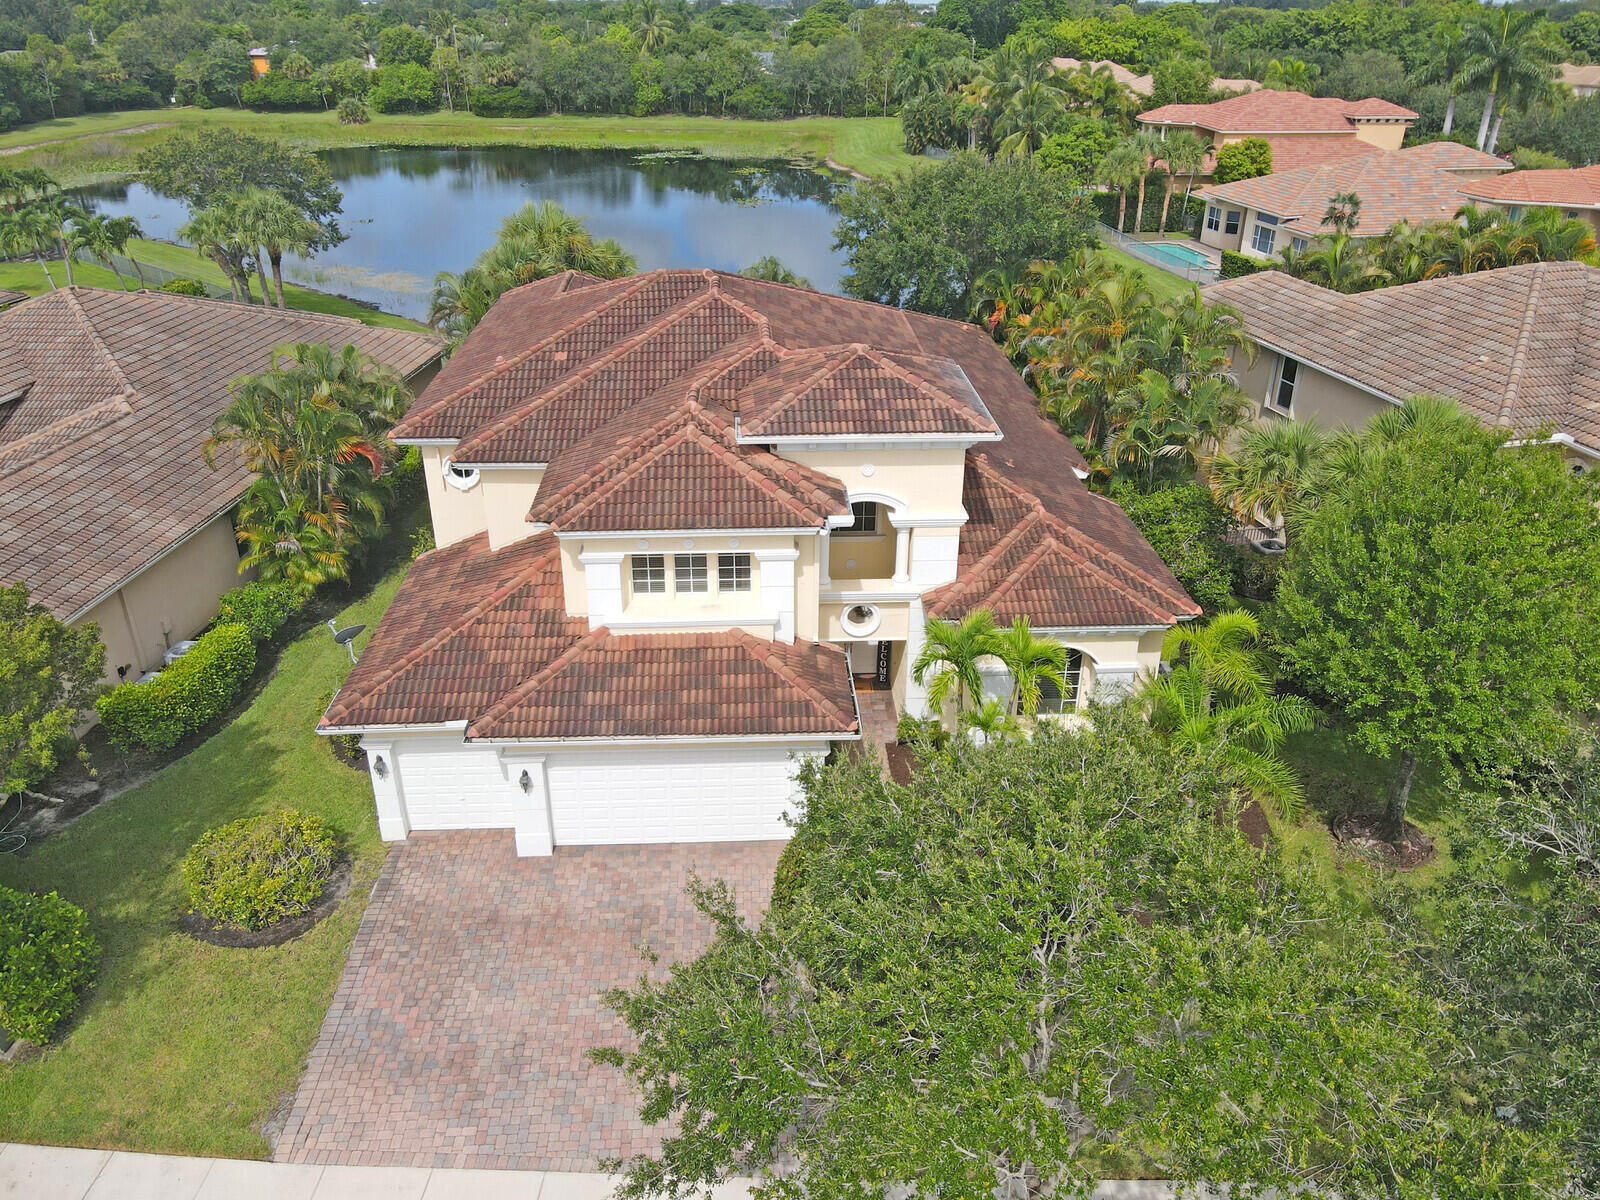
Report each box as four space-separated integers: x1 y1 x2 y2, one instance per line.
276 833 784 1172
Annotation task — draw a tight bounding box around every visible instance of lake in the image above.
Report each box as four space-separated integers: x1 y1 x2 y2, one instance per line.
79 146 850 321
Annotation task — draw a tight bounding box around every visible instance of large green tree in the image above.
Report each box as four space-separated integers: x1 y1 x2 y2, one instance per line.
833 152 1093 320
136 129 345 251
1271 400 1600 832
1 582 105 798
598 709 1559 1199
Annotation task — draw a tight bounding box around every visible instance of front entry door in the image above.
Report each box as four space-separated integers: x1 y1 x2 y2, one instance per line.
854 640 894 692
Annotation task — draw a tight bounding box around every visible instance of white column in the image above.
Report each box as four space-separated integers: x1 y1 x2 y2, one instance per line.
892 520 911 584
818 529 831 587
501 752 554 857
361 739 410 843
903 599 929 718
579 549 625 626
756 547 799 643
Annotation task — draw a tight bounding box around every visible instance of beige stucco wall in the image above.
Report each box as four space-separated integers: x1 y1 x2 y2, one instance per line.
830 523 897 579
777 445 969 519
421 444 488 547
1349 121 1406 151
1235 349 1391 430
481 467 547 549
76 513 247 681
1199 205 1246 252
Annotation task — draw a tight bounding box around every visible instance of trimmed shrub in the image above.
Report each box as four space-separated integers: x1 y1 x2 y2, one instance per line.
468 85 536 117
1213 137 1272 184
1220 250 1262 279
369 63 438 114
181 810 338 930
0 887 99 1044
95 623 256 754
241 72 323 111
1112 482 1239 613
1092 181 1205 234
336 96 370 125
214 579 302 641
158 278 208 296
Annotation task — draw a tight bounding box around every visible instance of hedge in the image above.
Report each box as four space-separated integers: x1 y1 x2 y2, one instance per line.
241 72 324 111
182 810 339 930
0 887 99 1044
214 579 303 642
1092 182 1206 234
1220 250 1263 279
158 278 208 296
468 84 539 118
95 623 256 754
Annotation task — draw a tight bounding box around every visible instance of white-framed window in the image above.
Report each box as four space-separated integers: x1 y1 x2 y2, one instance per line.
631 554 666 594
1224 209 1241 235
718 552 752 592
1291 236 1308 253
674 553 708 593
1251 213 1278 255
840 501 878 535
1206 205 1221 232
1037 650 1085 714
1267 355 1300 414
441 456 480 491
1507 205 1523 220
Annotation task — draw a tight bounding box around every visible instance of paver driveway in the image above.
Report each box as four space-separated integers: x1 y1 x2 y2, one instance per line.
276 832 784 1171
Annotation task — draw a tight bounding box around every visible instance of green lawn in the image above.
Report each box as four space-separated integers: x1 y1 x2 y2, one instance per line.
1095 244 1196 305
0 239 428 331
0 554 413 1158
0 108 915 187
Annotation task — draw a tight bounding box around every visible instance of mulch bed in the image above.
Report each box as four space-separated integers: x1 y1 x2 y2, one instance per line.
180 855 353 949
329 738 368 772
885 743 919 785
1234 799 1271 849
1331 814 1437 869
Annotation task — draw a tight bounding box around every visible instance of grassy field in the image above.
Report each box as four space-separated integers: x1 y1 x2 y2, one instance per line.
0 550 414 1158
0 108 915 186
0 238 428 330
1095 244 1197 304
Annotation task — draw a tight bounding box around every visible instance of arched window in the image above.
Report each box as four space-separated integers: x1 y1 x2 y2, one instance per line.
1037 650 1085 714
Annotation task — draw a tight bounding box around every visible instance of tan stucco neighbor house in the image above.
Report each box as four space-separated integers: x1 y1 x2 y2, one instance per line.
0 287 443 684
1196 142 1511 259
320 269 1199 857
1206 261 1600 470
1457 164 1600 238
1050 57 1259 99
1137 89 1418 186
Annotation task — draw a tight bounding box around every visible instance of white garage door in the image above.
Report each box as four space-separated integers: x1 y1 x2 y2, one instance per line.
393 737 514 830
546 744 812 845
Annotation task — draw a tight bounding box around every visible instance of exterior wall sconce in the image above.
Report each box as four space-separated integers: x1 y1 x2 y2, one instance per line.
519 769 533 794
372 755 388 779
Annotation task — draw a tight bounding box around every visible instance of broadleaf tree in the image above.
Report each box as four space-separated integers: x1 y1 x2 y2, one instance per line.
596 709 1561 1200
1 581 105 798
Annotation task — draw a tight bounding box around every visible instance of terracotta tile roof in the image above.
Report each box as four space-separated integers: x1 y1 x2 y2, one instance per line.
1140 89 1415 134
320 530 856 738
1197 147 1487 233
926 456 1200 627
1400 141 1512 173
0 288 444 619
469 627 856 740
1206 262 1600 452
1052 57 1154 96
1459 164 1600 208
0 290 30 310
526 399 849 533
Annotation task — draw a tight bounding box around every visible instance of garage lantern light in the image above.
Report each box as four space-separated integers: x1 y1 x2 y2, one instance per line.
519 769 533 793
372 755 388 779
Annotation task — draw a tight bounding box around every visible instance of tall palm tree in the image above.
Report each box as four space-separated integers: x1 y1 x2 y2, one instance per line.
236 189 319 308
67 212 142 290
0 204 61 289
631 0 675 53
1207 417 1328 537
1418 20 1472 137
912 610 997 717
985 617 1069 721
1127 129 1165 234
180 202 253 302
1095 141 1146 234
33 198 85 287
1061 63 1137 126
1262 59 1313 91
1322 191 1362 236
995 79 1064 161
1461 7 1560 153
1157 130 1206 234
1143 611 1316 821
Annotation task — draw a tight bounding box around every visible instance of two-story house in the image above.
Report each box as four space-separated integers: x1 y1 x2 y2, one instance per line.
320 270 1198 856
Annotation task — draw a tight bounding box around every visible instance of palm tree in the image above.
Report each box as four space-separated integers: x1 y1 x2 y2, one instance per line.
1095 141 1146 234
631 0 675 53
913 610 997 717
893 40 947 100
234 482 350 592
1061 63 1137 126
236 188 319 308
34 198 85 287
0 204 60 289
67 212 144 290
1127 129 1165 234
960 697 1018 745
1262 59 1313 91
995 79 1064 161
1322 191 1362 236
1207 418 1328 537
1157 130 1206 234
1461 7 1560 153
180 202 253 302
1143 611 1316 821
985 617 1069 721
740 256 810 288
1418 20 1472 137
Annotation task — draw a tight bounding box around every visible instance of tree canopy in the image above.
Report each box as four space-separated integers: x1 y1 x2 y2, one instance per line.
0 581 105 798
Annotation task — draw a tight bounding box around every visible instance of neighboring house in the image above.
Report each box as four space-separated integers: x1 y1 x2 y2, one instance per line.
1196 143 1511 259
248 47 271 76
0 287 444 684
1457 164 1600 236
1207 261 1600 470
1050 57 1259 99
1139 89 1418 185
320 270 1198 857
1560 63 1600 98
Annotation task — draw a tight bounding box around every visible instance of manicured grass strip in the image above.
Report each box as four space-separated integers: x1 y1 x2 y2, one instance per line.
1094 244 1197 305
0 109 916 186
0 558 413 1158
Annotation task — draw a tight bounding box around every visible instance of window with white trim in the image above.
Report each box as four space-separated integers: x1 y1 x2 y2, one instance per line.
630 554 666 594
840 501 878 535
674 553 708 593
1205 205 1221 232
1224 209 1241 235
1250 212 1278 255
718 552 752 592
1037 650 1085 714
1291 236 1308 253
1267 355 1300 414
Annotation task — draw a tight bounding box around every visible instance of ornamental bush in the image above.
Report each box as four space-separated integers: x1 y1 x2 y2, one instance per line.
0 887 99 1044
467 84 536 118
368 63 438 114
95 623 256 754
214 579 302 642
1213 137 1272 184
1220 249 1262 279
336 96 370 125
181 810 338 930
158 278 208 296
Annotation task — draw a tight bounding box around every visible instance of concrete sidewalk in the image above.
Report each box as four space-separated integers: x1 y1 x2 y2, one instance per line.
0 1142 1193 1199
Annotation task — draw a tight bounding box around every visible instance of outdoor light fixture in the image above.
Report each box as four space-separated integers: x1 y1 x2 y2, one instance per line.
372 755 388 779
519 769 533 794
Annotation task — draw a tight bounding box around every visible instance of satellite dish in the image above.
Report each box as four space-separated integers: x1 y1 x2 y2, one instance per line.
327 620 366 662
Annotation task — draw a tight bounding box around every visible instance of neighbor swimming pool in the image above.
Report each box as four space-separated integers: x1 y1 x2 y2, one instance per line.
1143 240 1213 271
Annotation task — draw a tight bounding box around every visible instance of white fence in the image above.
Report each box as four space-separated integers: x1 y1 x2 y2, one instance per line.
1096 222 1218 285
